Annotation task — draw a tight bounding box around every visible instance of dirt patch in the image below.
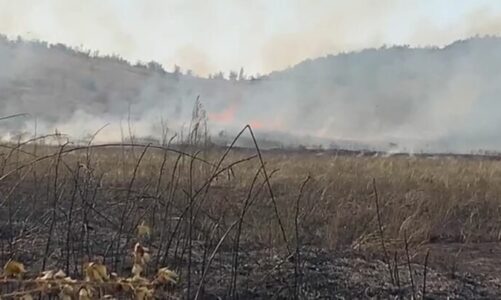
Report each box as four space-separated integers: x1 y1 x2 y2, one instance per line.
185 245 501 299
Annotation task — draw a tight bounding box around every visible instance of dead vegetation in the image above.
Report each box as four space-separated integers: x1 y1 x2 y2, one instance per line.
2 123 501 298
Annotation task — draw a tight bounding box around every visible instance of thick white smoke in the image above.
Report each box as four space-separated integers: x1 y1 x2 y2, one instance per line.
2 36 501 153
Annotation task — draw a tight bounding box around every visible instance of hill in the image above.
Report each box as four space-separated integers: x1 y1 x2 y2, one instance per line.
1 35 501 153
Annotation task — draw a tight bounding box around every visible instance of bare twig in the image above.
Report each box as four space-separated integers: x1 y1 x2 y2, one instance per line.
404 231 416 299
372 178 394 285
0 113 30 122
422 249 430 299
293 175 311 300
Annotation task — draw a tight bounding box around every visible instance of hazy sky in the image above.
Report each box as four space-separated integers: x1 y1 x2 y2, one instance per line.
1 0 501 76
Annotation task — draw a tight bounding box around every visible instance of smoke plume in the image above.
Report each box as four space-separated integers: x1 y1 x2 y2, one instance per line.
2 36 501 153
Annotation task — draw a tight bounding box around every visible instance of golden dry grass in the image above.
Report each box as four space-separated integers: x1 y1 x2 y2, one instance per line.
2 144 499 248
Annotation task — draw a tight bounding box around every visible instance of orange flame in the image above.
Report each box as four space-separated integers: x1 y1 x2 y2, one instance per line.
249 120 264 129
209 104 237 124
249 118 284 131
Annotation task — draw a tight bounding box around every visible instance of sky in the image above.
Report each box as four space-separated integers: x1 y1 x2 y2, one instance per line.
1 0 501 76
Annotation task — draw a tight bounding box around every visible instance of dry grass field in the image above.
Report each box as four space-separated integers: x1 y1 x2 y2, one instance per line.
2 132 501 298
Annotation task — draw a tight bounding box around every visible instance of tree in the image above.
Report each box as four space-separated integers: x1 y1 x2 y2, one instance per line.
229 70 238 81
213 71 225 80
173 65 181 76
147 61 166 74
238 67 245 80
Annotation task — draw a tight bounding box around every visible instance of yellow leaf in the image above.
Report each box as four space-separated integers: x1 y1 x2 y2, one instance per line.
110 272 119 280
63 276 77 283
78 287 93 300
3 259 26 277
134 286 153 300
155 267 179 285
95 263 108 280
131 263 143 278
137 221 151 238
128 275 149 285
134 243 145 258
37 270 56 281
143 252 151 264
158 267 178 279
54 269 67 279
84 262 109 282
59 295 72 300
59 284 74 300
35 270 54 293
133 243 150 267
117 279 134 292
20 295 33 300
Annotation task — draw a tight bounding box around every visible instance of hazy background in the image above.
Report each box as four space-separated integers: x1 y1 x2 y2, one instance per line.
2 0 501 76
2 0 501 153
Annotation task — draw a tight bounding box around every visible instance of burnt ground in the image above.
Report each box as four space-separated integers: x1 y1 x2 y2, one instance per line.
2 192 501 299
3 228 501 299
196 244 501 299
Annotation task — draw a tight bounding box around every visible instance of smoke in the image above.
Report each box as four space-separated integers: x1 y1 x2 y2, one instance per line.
171 45 216 77
260 0 398 72
0 0 267 75
2 35 501 153
409 6 501 46
5 0 501 76
252 36 501 153
208 104 237 124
